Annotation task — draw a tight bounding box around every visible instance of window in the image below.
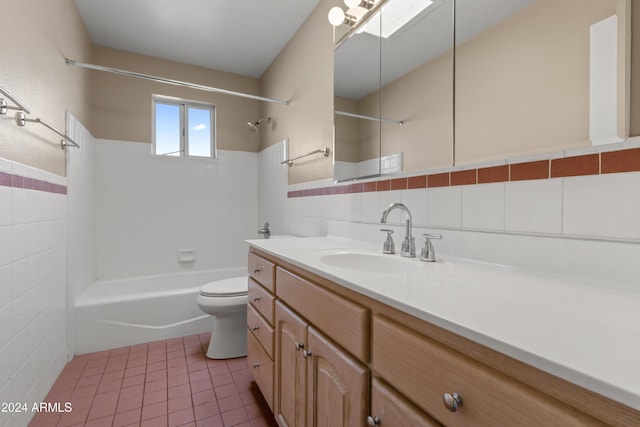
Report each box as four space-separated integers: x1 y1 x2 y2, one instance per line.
152 96 215 158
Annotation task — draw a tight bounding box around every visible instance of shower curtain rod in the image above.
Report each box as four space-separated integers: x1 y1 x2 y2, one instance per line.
335 110 404 125
65 58 290 105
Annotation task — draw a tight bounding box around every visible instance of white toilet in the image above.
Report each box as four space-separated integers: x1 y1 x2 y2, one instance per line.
196 276 248 359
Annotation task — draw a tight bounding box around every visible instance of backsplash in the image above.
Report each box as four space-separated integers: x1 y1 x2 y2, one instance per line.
286 140 640 292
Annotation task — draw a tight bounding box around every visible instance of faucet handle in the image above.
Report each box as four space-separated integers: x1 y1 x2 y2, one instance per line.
380 229 395 254
421 233 442 262
257 222 270 239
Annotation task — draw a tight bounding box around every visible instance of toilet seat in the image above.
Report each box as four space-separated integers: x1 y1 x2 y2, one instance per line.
199 277 247 298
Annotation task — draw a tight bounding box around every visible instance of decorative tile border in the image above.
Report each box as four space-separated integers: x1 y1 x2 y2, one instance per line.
0 170 67 194
288 147 640 198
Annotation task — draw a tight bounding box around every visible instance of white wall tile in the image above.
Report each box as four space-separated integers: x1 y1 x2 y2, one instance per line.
345 193 362 223
10 223 27 263
0 226 11 268
11 187 27 225
95 140 259 280
428 186 462 228
360 192 379 223
563 172 640 240
462 183 505 232
378 191 398 222
258 140 288 236
505 179 563 234
401 189 428 226
0 156 69 426
0 186 11 226
0 266 10 308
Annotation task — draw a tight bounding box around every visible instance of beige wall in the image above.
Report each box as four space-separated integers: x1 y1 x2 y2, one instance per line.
90 47 261 152
455 0 617 165
0 0 91 176
259 0 339 184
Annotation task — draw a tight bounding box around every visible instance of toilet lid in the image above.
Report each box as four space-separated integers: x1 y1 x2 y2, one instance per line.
200 277 248 297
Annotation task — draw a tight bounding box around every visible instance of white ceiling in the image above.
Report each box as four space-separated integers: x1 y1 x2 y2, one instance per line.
74 0 322 79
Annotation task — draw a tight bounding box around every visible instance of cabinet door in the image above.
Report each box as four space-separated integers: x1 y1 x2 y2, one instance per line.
306 326 369 427
370 378 441 427
274 301 308 427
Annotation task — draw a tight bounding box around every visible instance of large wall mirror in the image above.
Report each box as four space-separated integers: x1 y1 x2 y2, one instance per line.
333 0 629 182
333 0 455 181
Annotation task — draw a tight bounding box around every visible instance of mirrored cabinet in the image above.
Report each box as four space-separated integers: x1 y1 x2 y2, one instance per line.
332 0 629 182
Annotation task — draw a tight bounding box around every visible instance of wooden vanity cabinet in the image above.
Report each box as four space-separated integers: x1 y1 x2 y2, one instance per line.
274 301 307 427
247 254 276 411
370 378 441 427
273 277 370 427
306 326 369 427
247 248 640 427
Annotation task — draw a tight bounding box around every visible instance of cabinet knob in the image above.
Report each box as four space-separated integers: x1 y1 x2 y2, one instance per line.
295 342 305 350
252 325 260 331
367 415 381 426
252 362 261 369
442 392 462 412
253 296 261 302
253 268 262 273
302 350 312 358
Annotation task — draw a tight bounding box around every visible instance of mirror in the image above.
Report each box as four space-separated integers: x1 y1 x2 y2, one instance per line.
333 0 455 181
333 0 628 182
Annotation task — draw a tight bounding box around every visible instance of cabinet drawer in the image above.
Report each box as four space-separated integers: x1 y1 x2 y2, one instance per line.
373 315 603 427
248 252 275 292
247 303 274 358
248 331 274 411
371 378 441 427
248 278 275 325
276 267 370 363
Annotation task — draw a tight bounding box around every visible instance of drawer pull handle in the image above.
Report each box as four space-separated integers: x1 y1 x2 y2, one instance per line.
367 415 381 426
252 362 261 368
443 392 462 412
254 268 262 273
295 342 305 350
253 296 261 302
302 350 312 358
252 325 260 331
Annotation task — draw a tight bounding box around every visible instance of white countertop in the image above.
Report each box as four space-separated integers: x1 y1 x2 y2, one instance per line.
247 236 640 411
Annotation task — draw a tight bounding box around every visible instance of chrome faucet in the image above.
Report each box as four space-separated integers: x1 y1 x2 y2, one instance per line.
257 222 270 239
380 203 415 258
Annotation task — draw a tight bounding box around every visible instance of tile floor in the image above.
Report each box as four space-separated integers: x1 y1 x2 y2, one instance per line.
29 333 277 427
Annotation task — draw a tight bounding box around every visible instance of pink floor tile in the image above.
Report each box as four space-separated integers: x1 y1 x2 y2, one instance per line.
141 401 167 421
28 333 276 427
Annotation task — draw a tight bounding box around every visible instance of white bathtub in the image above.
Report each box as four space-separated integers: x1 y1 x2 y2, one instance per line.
73 267 246 354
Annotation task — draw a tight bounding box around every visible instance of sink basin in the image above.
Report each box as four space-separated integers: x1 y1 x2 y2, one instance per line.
318 251 423 274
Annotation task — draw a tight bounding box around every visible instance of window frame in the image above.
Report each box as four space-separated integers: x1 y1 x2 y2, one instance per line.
151 95 217 159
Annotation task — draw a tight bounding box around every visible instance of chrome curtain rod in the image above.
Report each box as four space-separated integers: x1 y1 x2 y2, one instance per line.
15 112 80 149
65 58 290 105
335 110 404 125
0 85 31 114
281 147 330 167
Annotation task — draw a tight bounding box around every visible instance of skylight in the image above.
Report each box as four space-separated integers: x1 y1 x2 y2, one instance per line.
358 0 437 39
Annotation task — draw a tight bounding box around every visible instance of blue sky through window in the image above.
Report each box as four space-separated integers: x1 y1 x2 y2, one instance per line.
155 103 181 156
188 107 211 157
